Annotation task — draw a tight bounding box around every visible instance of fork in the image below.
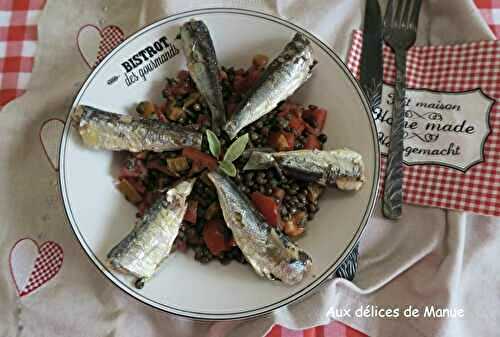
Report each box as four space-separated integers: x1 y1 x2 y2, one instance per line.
382 0 422 219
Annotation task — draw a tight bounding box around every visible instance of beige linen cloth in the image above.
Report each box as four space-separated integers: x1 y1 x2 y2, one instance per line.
1 1 499 336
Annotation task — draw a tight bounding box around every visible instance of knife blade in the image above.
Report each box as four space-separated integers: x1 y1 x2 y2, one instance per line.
359 0 384 110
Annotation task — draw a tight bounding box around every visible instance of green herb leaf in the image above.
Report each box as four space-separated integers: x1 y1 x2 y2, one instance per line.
205 129 221 158
218 160 237 177
224 133 249 163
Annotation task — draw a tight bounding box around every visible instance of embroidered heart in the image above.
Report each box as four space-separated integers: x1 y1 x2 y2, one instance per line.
40 118 65 172
9 238 64 297
77 24 124 68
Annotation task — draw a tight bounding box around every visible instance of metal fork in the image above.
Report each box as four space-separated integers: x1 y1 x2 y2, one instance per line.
382 0 422 219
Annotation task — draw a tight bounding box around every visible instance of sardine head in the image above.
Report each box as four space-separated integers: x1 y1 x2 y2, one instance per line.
243 151 275 171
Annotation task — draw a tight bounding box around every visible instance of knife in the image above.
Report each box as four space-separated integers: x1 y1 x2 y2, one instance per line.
359 0 384 110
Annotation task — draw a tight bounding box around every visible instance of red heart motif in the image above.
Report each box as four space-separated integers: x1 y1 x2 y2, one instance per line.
76 24 124 68
9 238 64 297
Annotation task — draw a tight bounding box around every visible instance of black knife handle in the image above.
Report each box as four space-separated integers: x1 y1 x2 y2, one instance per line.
382 51 406 219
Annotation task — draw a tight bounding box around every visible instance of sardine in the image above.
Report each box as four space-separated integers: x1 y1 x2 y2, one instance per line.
224 33 316 139
72 105 203 152
207 171 312 285
180 20 226 131
108 179 196 284
244 149 365 191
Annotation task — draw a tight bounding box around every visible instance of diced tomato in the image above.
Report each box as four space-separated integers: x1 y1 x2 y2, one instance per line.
182 147 218 171
203 219 232 256
288 116 305 135
251 191 281 226
304 122 321 135
188 161 204 176
303 107 327 131
304 134 321 150
183 200 198 224
269 132 295 151
119 158 147 178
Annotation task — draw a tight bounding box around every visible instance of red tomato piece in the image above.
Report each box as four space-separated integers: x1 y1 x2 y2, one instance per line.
304 134 321 150
304 122 321 135
251 191 281 226
288 116 305 135
203 219 231 256
303 107 327 130
183 200 198 224
182 147 218 171
119 158 148 178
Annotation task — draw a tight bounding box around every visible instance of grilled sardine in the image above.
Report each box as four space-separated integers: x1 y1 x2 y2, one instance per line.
107 178 196 284
224 33 316 139
244 149 365 191
180 20 226 131
207 172 312 285
72 105 202 152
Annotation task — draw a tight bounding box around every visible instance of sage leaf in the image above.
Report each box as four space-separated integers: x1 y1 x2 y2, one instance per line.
218 160 237 177
224 133 249 163
206 129 221 158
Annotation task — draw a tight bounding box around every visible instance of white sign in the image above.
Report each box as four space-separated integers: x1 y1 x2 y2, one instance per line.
374 85 494 171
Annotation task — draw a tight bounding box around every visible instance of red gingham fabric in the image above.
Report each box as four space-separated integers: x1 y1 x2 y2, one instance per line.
267 322 366 337
476 0 500 36
18 241 64 297
0 0 45 106
348 32 500 216
94 25 124 67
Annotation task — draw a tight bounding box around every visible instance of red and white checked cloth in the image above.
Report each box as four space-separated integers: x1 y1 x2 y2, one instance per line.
0 0 45 106
17 241 64 297
347 32 500 216
477 0 500 36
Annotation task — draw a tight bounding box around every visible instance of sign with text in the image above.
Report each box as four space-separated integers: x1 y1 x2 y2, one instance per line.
375 85 494 171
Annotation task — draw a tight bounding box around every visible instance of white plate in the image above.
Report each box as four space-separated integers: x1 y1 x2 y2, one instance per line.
59 8 380 320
